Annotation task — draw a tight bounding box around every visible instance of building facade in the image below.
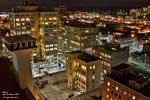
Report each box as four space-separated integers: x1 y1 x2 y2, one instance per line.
92 44 129 83
66 51 102 92
59 20 99 52
102 63 150 100
8 2 64 73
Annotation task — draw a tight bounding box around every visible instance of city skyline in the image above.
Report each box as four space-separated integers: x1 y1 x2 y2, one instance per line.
0 1 150 100
0 0 150 11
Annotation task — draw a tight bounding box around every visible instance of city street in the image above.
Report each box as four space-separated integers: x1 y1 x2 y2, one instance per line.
129 57 150 72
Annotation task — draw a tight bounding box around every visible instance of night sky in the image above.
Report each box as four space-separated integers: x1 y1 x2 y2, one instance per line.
0 0 150 11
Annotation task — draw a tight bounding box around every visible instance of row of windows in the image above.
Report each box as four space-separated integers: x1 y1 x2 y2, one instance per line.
15 18 30 22
45 44 57 48
45 48 57 52
107 81 137 100
100 52 111 59
101 61 110 67
15 31 31 35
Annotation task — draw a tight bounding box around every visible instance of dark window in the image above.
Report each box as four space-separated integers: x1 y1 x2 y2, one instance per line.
119 95 121 99
115 93 117 97
111 91 114 94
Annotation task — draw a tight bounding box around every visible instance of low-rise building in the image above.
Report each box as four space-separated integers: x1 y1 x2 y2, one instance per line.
102 63 150 100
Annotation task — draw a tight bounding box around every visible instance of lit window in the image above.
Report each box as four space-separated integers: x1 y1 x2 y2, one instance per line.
90 66 92 70
50 48 53 51
104 70 107 74
124 91 126 95
106 94 109 99
81 65 86 71
46 45 49 48
107 63 110 67
92 75 95 79
132 96 135 100
93 65 95 69
26 18 30 21
116 86 118 91
107 88 110 92
47 56 50 59
85 30 89 33
16 18 20 21
46 49 49 51
54 48 57 50
53 17 57 20
101 76 104 80
108 55 111 59
21 18 25 21
50 44 53 47
45 22 48 25
107 82 110 86
16 23 20 26
77 62 79 66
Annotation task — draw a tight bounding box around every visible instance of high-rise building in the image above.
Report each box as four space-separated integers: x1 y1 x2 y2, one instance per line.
59 20 99 52
102 63 150 100
4 35 40 100
8 1 61 70
66 51 101 92
92 44 129 83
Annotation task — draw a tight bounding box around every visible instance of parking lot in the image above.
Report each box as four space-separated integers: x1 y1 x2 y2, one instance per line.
34 71 79 100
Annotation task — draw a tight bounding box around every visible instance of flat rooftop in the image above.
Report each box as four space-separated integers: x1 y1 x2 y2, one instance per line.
78 52 100 62
5 35 36 44
69 50 82 54
112 63 130 71
67 51 100 62
144 43 150 45
94 43 128 53
107 64 150 97
64 20 97 28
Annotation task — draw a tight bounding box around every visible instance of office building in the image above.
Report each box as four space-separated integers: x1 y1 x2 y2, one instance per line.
8 1 63 74
92 44 129 83
59 20 99 52
66 51 101 92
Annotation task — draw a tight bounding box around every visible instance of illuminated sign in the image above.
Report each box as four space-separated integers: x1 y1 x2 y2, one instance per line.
5 41 37 51
4 35 37 51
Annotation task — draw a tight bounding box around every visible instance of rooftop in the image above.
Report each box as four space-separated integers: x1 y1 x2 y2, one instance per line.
94 43 128 53
107 64 150 97
64 20 97 28
67 51 100 62
69 50 82 54
112 63 130 71
144 43 150 46
5 35 36 44
10 1 53 12
78 52 100 62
